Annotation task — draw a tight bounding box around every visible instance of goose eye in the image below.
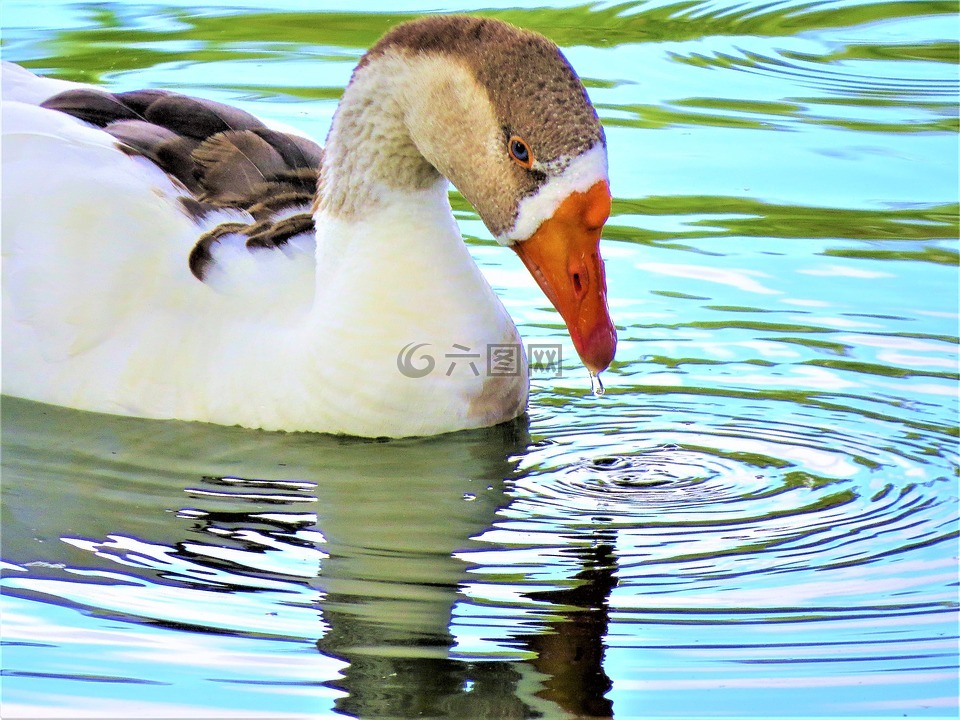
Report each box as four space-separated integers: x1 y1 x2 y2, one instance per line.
508 135 533 168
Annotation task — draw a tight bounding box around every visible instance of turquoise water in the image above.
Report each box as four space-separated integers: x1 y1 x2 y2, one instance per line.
1 1 958 718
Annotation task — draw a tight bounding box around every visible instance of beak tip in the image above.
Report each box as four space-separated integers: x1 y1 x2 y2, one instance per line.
577 322 617 375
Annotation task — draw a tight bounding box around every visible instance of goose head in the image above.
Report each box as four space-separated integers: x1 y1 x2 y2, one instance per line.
325 15 617 375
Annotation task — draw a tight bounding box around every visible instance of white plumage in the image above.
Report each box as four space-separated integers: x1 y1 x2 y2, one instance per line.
1 17 616 437
2 64 531 437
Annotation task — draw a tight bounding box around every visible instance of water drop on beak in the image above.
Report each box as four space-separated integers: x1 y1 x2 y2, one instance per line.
589 372 605 397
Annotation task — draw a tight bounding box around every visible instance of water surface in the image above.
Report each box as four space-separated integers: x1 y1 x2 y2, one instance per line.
2 1 958 717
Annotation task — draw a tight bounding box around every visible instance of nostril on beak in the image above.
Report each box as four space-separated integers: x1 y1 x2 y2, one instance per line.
572 270 584 298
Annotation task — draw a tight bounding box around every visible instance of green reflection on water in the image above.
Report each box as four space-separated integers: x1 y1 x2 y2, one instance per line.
804 357 959 380
601 98 958 133
784 41 960 65
823 245 959 265
766 336 853 355
12 0 959 81
608 197 957 249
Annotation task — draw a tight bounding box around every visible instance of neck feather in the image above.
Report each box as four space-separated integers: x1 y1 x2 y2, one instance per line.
317 52 444 219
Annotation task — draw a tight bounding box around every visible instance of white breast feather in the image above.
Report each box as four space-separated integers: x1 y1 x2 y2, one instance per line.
1 62 528 436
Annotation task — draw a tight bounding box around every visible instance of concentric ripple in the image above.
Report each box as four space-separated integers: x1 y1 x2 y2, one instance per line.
469 395 957 621
453 394 957 715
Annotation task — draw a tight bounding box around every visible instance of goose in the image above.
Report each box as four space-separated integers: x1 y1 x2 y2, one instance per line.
1 15 616 438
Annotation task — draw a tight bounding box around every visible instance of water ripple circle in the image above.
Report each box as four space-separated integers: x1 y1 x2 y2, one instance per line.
507 398 957 597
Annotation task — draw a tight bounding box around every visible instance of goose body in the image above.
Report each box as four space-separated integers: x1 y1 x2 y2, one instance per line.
1 16 616 437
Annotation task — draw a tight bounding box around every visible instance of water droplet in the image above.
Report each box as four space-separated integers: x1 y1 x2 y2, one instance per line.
589 372 605 396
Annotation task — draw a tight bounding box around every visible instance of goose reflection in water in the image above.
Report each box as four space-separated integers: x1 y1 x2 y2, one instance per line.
305 421 618 718
1 397 619 718
317 489 618 719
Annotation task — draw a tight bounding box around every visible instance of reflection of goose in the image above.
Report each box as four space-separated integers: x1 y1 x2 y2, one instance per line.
1 16 616 437
3 397 618 718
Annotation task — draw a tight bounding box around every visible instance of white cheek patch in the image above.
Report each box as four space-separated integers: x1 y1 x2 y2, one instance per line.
497 142 608 245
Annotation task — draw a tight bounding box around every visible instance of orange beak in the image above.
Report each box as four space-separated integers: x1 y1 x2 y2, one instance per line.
512 180 617 374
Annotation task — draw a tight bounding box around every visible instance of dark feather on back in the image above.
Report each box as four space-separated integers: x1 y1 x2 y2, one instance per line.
42 85 324 280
